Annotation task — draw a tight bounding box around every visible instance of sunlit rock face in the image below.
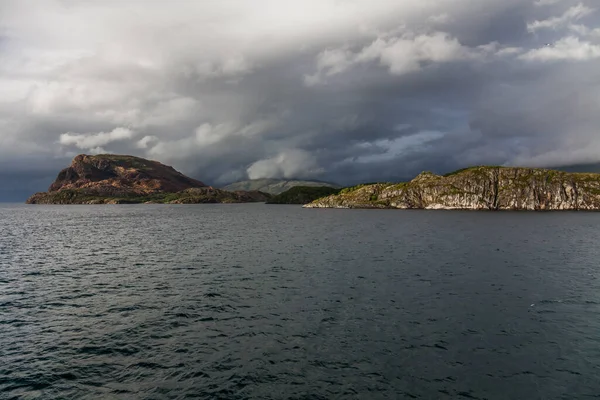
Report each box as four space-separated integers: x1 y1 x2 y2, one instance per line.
305 167 600 211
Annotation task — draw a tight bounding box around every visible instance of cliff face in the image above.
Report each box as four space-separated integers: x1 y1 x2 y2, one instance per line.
305 167 600 210
26 154 270 204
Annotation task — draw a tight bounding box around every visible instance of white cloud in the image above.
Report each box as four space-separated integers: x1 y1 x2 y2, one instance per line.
340 131 445 164
476 41 525 57
428 13 451 24
146 118 279 164
303 48 355 85
308 31 471 83
89 147 108 155
527 3 595 32
520 36 600 61
59 127 136 151
136 136 158 149
534 0 562 6
247 149 323 179
360 32 470 74
195 123 227 146
569 23 590 35
496 47 524 56
318 48 355 76
194 119 278 146
569 24 600 37
306 29 530 84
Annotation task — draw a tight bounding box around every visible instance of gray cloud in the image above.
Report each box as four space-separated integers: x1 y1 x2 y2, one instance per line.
527 3 594 32
0 0 599 200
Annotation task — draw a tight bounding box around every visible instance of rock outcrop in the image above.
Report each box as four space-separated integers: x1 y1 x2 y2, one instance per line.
304 167 600 210
27 154 270 204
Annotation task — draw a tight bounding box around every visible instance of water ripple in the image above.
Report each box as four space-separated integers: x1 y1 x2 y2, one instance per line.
1 204 600 398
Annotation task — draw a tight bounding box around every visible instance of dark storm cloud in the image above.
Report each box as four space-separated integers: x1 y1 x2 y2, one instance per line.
0 0 599 199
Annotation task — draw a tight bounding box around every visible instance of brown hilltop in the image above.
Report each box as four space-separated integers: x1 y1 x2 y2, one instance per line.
49 154 206 194
27 154 270 204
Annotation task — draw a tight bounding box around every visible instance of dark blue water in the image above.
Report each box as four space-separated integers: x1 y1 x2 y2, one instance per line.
1 204 600 399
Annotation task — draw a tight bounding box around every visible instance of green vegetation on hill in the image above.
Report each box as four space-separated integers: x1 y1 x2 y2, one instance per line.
222 179 340 195
267 186 341 204
339 182 389 194
91 154 160 171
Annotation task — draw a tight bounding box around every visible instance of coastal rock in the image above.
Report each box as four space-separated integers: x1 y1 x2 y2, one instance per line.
304 167 600 211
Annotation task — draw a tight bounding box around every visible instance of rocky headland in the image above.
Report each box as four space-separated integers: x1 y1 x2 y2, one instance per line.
304 166 600 210
222 178 340 195
26 154 270 204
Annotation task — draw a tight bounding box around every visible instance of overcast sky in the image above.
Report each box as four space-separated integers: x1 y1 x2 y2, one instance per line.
1 0 599 200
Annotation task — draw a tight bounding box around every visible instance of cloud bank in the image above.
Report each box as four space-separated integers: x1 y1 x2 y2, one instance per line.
0 0 599 199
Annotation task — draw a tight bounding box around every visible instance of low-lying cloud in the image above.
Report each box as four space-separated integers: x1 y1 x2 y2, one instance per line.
59 127 135 154
247 149 323 180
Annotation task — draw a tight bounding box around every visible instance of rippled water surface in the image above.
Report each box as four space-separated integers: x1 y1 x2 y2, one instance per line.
1 204 600 399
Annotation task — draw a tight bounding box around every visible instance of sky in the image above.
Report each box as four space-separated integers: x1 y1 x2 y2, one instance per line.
1 0 600 200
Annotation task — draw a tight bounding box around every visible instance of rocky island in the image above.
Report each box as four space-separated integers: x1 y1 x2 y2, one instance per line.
305 166 600 210
26 154 270 204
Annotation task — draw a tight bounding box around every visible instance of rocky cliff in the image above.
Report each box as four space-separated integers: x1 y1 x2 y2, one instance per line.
304 167 600 210
27 154 270 204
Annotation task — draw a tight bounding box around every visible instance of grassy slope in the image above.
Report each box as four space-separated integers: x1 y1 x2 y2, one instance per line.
267 186 341 204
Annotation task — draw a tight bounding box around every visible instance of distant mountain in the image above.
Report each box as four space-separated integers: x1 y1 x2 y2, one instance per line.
26 154 270 204
221 179 340 195
305 166 600 210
